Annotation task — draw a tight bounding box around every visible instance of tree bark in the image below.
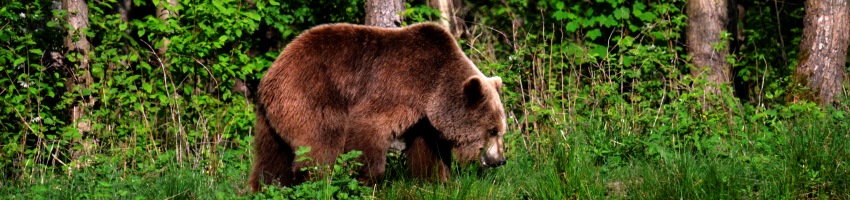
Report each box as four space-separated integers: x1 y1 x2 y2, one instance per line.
118 0 132 23
156 0 179 56
793 0 849 105
687 0 732 96
63 0 93 133
365 0 404 27
427 0 465 37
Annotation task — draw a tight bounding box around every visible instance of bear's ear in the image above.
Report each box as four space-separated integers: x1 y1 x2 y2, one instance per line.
490 76 503 93
463 77 486 106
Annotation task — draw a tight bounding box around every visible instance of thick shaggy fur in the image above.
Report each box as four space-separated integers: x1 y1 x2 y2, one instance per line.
249 23 506 192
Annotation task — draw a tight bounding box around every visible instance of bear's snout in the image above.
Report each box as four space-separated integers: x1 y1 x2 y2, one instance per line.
493 159 506 167
480 154 506 168
480 137 506 168
485 157 506 167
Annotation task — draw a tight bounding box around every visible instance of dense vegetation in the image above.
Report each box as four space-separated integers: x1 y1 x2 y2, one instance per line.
1 0 848 199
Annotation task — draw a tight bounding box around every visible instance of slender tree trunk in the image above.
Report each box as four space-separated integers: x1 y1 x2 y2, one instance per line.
793 0 849 105
118 0 132 22
687 0 732 96
63 0 93 133
365 0 404 27
156 0 178 56
427 0 465 37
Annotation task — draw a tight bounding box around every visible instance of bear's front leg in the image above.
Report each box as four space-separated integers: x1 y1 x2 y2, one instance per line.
344 123 391 186
404 133 452 181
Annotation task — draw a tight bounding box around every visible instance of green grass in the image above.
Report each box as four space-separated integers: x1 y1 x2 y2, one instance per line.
2 110 848 199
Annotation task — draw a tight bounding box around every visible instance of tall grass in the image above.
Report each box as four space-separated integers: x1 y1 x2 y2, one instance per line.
5 110 846 199
375 111 849 200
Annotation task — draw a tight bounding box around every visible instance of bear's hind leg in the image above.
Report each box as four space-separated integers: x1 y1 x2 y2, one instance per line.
288 126 346 183
249 114 294 192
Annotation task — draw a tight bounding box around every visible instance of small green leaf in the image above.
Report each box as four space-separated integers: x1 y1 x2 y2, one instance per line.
0 32 9 42
602 15 618 27
586 29 602 40
629 24 640 32
553 11 569 20
296 146 312 155
565 21 579 32
639 11 657 22
614 7 630 19
634 2 646 11
29 49 43 55
622 55 633 66
98 181 112 187
591 45 608 57
91 65 103 78
555 1 565 10
157 93 167 104
13 57 25 66
142 82 152 93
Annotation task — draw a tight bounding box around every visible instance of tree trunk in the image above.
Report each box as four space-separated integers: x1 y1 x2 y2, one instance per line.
793 0 849 105
687 0 732 96
118 0 132 22
63 0 93 133
427 0 465 37
156 0 178 56
365 0 404 27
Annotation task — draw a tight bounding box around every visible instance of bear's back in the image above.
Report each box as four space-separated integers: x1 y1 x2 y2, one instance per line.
258 23 479 111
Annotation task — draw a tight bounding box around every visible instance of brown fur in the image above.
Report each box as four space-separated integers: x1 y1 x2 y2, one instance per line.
249 23 507 192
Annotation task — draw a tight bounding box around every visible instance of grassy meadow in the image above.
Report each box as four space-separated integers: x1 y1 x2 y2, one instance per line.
4 105 849 199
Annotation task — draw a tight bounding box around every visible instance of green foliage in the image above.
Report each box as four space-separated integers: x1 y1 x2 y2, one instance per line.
1 0 364 197
0 0 69 180
447 0 848 198
403 3 441 25
467 0 698 163
733 1 806 104
254 148 372 200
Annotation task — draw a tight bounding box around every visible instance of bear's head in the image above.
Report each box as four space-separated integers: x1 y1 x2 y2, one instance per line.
429 75 507 168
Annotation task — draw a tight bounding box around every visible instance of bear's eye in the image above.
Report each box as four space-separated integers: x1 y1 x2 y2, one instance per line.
489 129 499 136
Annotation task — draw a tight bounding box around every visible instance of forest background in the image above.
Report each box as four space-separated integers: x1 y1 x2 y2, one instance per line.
1 0 849 199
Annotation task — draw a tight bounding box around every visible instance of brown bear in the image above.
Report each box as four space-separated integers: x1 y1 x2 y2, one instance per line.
249 23 507 192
